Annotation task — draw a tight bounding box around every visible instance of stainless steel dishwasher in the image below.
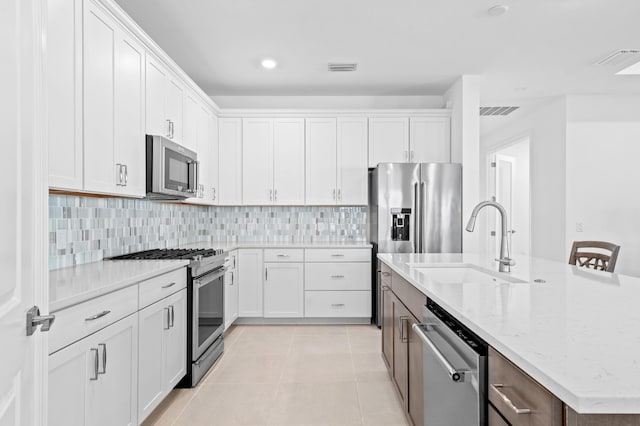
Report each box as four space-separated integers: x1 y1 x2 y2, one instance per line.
412 299 488 426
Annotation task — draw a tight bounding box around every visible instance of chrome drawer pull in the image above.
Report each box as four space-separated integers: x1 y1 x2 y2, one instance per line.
331 275 345 279
162 282 176 289
490 384 531 414
85 310 111 321
381 272 391 277
331 303 345 308
90 348 99 381
98 343 107 375
276 254 290 257
164 307 171 330
331 254 345 257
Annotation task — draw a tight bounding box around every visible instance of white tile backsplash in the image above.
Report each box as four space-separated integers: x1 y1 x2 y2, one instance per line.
48 195 368 269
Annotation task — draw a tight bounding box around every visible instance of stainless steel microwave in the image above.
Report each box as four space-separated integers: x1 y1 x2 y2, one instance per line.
146 135 198 200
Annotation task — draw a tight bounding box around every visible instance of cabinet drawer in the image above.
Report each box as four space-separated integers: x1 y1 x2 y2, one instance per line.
489 347 563 426
305 248 371 262
49 284 138 354
305 291 371 317
391 271 426 320
139 268 187 309
305 263 371 290
489 403 509 426
264 249 304 262
381 262 392 287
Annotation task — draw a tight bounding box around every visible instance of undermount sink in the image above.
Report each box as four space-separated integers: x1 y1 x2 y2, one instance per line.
413 266 527 285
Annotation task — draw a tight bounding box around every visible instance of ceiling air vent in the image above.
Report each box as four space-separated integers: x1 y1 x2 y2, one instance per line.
596 50 640 65
479 106 520 116
328 63 357 72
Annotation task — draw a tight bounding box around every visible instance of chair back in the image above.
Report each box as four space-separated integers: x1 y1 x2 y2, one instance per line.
568 241 620 272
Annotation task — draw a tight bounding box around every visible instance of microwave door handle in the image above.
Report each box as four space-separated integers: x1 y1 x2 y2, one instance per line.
195 160 200 194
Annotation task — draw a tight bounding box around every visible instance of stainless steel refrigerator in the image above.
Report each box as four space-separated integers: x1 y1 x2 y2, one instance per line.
370 163 462 326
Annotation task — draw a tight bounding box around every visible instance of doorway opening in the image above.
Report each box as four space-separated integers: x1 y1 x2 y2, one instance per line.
486 137 531 259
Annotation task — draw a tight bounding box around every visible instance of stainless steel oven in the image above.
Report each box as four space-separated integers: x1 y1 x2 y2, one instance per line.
146 134 199 200
413 299 488 426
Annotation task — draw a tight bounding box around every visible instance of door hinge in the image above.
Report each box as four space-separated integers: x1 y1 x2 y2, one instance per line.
26 306 55 336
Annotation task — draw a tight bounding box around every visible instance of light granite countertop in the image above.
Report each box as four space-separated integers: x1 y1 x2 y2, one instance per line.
49 260 189 312
178 241 373 251
378 252 640 414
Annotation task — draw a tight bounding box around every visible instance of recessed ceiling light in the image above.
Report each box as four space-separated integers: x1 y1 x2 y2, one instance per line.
261 59 277 69
487 5 509 16
616 60 640 75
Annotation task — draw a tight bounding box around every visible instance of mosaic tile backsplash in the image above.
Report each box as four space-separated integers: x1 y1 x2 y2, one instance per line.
49 195 368 270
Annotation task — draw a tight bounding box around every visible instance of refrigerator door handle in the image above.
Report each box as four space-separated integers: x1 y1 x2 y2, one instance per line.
420 181 426 253
414 182 421 253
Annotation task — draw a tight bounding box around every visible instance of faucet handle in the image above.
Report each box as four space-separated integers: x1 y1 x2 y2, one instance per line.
496 258 516 267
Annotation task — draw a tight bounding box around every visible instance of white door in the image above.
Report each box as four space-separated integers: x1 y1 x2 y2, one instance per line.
163 290 187 389
209 113 220 204
264 263 304 318
242 119 273 205
409 116 451 163
368 117 409 167
218 118 243 205
338 117 368 205
238 249 264 317
145 56 168 137
1 1 47 424
305 118 337 205
137 301 165 421
273 118 305 205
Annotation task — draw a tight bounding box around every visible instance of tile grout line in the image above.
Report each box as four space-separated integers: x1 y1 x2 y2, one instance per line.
347 327 366 426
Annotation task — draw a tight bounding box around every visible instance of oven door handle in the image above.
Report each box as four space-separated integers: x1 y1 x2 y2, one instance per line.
194 268 226 288
412 323 466 383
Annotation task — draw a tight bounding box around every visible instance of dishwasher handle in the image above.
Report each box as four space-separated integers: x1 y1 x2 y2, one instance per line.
412 323 466 383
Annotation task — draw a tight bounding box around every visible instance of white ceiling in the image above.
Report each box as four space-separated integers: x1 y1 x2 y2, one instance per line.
114 0 640 101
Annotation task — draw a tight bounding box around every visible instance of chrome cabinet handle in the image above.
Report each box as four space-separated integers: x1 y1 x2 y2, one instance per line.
230 271 234 286
381 285 391 291
399 316 408 343
412 323 466 383
331 254 345 257
331 303 345 308
212 187 216 201
332 189 336 200
170 305 175 328
162 282 176 289
269 189 273 201
98 343 107 375
276 254 290 257
166 119 172 138
90 348 99 381
331 275 345 279
164 307 171 330
123 164 128 186
265 268 268 280
116 164 123 186
381 271 391 277
85 310 111 321
490 384 532 414
337 189 341 201
169 120 175 139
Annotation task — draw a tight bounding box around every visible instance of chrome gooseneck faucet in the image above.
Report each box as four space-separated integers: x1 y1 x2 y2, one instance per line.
465 201 515 272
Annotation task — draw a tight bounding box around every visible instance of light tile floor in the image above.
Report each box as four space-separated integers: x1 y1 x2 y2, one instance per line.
142 324 409 426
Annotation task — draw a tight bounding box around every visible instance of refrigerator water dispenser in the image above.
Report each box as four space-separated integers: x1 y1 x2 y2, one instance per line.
391 208 411 241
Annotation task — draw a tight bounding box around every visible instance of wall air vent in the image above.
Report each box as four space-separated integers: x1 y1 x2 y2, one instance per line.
479 106 520 116
596 50 640 65
328 63 358 72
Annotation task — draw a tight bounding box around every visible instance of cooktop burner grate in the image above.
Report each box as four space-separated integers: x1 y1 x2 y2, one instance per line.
109 248 224 260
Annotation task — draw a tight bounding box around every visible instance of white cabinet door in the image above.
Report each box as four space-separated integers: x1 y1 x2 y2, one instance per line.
273 118 305 205
164 289 187 389
368 117 409 167
338 117 368 205
242 119 273 205
264 263 304 318
83 1 116 194
49 338 89 426
238 249 264 317
224 265 239 329
165 75 184 144
410 116 451 163
305 118 337 205
114 31 145 197
47 0 83 190
218 118 243 205
85 313 138 426
137 299 165 421
145 56 169 138
209 113 220 204
182 92 199 152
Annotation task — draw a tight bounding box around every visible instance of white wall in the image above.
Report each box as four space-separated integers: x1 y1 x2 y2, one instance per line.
480 97 567 261
445 76 481 253
565 95 640 276
210 95 445 109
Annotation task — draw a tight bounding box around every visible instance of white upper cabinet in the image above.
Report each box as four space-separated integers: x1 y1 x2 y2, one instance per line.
337 117 368 205
182 92 199 152
218 118 243 205
242 118 305 205
409 116 451 163
306 118 338 205
273 119 305 205
242 119 273 205
145 55 184 145
83 0 145 197
208 112 220 204
47 0 83 191
306 117 368 205
368 117 410 167
184 97 215 205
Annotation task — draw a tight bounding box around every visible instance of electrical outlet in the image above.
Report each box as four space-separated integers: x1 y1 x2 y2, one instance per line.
576 222 584 232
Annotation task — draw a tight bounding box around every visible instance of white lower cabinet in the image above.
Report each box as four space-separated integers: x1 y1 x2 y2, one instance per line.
305 291 371 317
224 250 239 329
264 262 304 318
138 289 186 423
238 249 264 317
49 313 139 426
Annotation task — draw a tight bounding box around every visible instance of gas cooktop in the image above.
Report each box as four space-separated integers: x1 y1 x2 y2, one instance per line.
109 248 224 261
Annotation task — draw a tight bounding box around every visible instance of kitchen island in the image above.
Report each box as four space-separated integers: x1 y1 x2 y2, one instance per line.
379 252 640 423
